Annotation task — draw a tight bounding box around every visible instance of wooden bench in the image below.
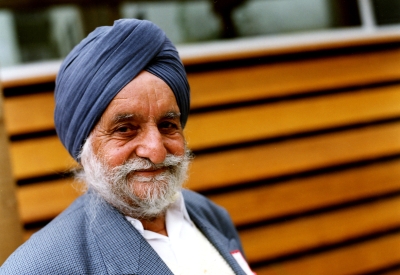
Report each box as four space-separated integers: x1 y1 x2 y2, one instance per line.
2 38 400 274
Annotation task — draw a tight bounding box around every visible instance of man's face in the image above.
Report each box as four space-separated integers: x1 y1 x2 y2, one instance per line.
81 71 188 218
91 70 185 167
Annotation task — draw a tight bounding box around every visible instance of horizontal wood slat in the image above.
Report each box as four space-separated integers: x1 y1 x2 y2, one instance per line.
10 136 76 179
5 52 400 138
2 33 400 89
188 48 400 109
209 160 400 226
16 159 400 228
1 73 57 90
3 92 54 136
5 84 400 147
181 33 400 66
5 84 400 150
10 122 400 184
188 122 400 191
240 196 400 263
254 232 400 275
16 179 82 224
185 85 400 149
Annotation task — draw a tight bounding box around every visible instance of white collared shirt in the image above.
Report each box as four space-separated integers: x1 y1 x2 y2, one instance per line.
125 193 236 275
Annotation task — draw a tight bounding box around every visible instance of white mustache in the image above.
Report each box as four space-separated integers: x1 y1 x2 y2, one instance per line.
112 154 186 175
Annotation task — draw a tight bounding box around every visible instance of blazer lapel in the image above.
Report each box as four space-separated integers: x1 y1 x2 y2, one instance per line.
84 191 174 275
187 207 247 275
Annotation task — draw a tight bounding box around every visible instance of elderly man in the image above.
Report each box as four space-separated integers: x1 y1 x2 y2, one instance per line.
1 19 253 275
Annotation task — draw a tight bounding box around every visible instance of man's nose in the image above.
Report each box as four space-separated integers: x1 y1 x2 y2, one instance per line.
135 126 167 164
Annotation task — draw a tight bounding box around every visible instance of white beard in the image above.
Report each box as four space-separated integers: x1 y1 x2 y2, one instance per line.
76 138 192 220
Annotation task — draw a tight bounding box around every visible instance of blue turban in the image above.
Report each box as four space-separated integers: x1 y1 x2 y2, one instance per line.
54 19 190 161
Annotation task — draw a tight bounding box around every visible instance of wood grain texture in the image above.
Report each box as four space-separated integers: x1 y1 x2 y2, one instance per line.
10 136 76 179
254 232 400 275
5 85 400 148
240 196 400 263
0 88 23 264
10 122 400 185
209 160 400 226
16 159 400 228
188 123 400 191
16 178 82 223
185 85 400 150
3 41 400 273
188 48 400 109
4 92 55 135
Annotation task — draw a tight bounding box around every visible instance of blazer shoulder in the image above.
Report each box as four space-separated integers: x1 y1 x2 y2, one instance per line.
1 194 105 274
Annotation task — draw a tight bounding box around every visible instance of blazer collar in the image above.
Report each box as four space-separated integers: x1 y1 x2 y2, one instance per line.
84 191 174 275
183 193 247 275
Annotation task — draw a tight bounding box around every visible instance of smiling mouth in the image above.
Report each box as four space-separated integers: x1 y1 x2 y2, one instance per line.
133 167 167 175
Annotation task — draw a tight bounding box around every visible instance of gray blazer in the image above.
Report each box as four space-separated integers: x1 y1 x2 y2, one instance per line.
1 189 247 275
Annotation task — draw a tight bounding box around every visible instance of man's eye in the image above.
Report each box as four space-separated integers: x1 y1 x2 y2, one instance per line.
159 122 178 131
115 125 136 133
116 126 130 132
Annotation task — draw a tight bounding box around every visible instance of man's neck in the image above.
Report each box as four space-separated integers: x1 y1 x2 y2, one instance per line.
140 215 168 236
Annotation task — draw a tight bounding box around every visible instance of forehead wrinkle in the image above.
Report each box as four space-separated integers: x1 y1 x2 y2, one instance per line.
146 82 178 118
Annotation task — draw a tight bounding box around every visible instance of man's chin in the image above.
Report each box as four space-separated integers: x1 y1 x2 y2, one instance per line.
131 179 169 196
120 198 170 221
111 183 179 219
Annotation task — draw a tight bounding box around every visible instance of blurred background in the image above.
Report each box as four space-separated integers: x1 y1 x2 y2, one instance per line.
1 0 400 274
0 0 399 67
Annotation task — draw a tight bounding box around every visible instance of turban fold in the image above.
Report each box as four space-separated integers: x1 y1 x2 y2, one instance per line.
54 19 190 161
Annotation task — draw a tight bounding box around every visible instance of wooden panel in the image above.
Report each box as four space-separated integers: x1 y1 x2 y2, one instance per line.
188 48 400 109
10 123 400 185
1 75 56 90
240 196 400 263
10 136 76 179
3 93 55 135
181 34 400 66
0 87 24 264
16 160 400 227
254 233 400 275
209 160 400 226
188 123 400 191
16 178 82 224
3 34 400 88
5 85 400 147
3 39 400 275
185 85 400 149
22 229 37 242
380 270 400 275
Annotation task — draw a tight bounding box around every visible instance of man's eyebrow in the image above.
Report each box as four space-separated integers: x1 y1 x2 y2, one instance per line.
164 111 181 119
111 112 180 123
112 113 136 124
